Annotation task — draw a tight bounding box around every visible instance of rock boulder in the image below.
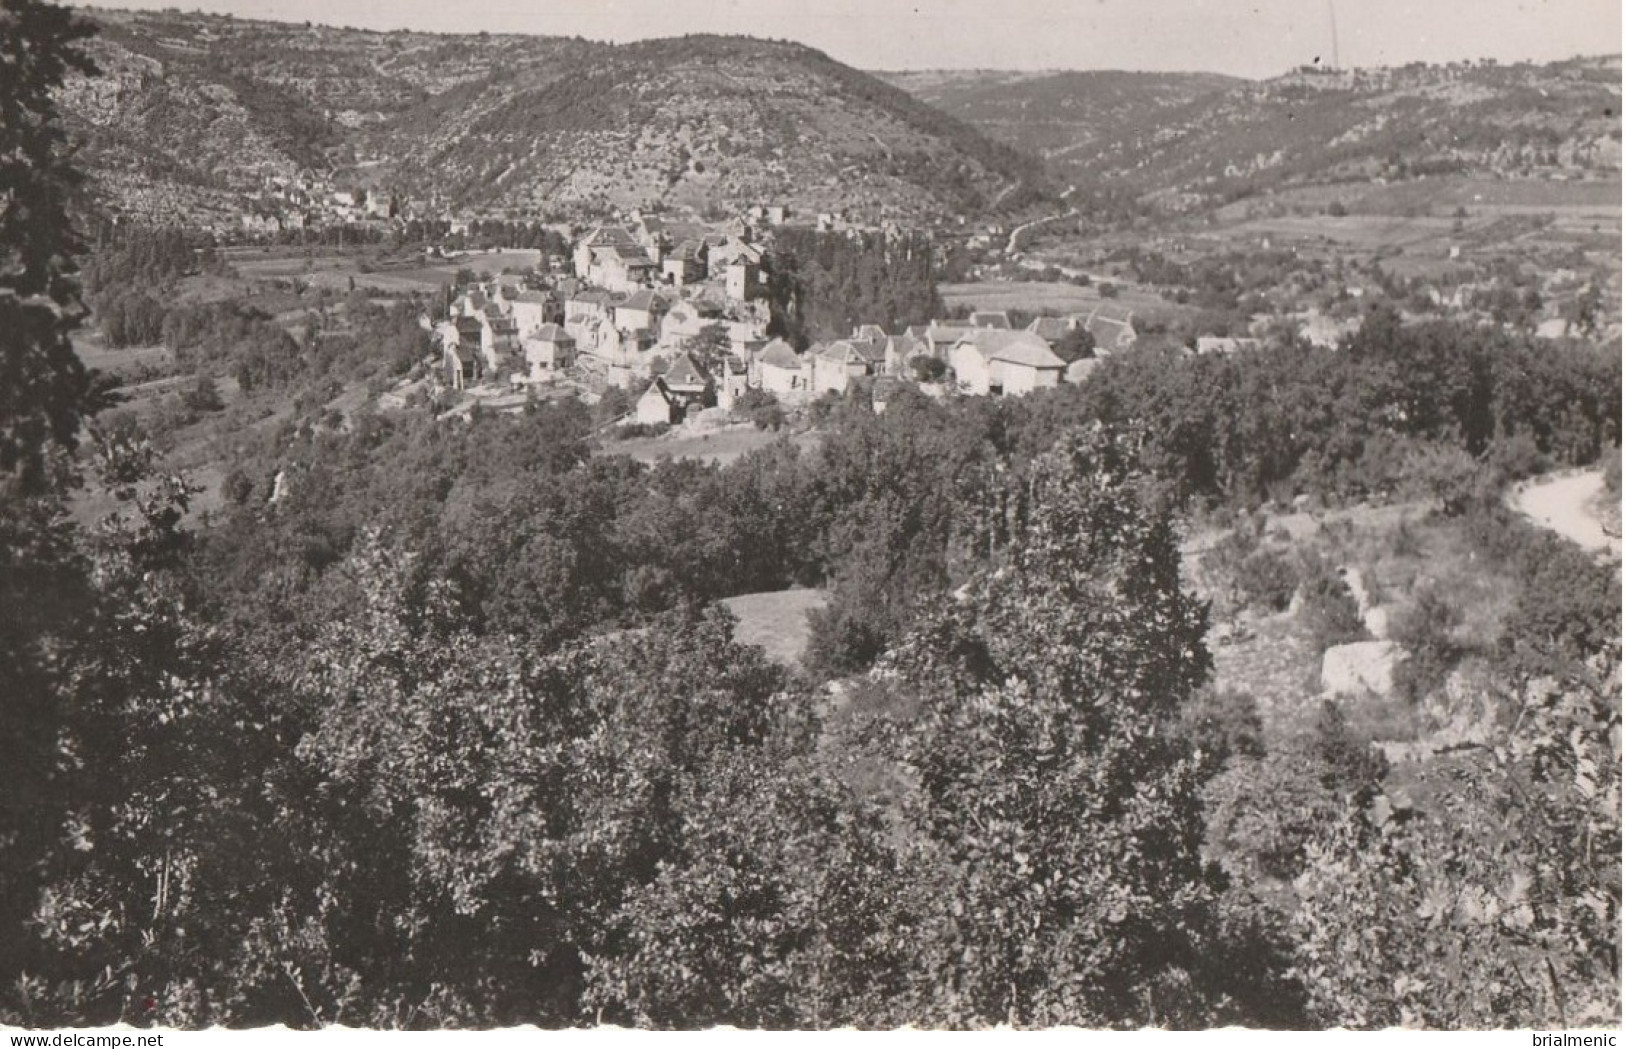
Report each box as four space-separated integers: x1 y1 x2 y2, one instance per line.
1321 639 1404 698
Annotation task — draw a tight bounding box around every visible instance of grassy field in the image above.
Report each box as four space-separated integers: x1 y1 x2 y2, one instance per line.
1222 213 1467 253
940 280 1182 322
1352 176 1621 215
73 333 175 380
1213 177 1621 220
599 424 820 467
720 588 829 667
224 248 545 295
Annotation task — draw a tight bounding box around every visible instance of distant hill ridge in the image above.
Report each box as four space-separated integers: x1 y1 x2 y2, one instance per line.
61 8 1046 226
881 58 1621 210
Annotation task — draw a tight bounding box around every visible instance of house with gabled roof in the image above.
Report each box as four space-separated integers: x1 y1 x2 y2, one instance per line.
592 245 657 293
884 333 931 377
573 225 640 278
662 353 713 404
758 338 808 398
922 322 976 358
662 240 707 287
969 310 1012 330
522 323 576 382
812 339 883 395
442 316 489 390
635 378 683 426
481 312 520 365
615 288 666 334
950 330 1066 397
566 289 615 325
1026 315 1075 346
511 290 554 335
633 215 671 263
709 236 762 270
1081 308 1137 355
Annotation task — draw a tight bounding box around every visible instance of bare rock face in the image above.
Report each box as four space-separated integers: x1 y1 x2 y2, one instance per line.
1321 640 1404 698
1363 605 1391 640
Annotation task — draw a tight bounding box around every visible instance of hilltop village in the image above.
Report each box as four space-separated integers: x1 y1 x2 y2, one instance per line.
419 209 1139 428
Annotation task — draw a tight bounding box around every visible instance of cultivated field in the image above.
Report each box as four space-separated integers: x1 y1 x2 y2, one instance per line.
940 280 1182 322
222 248 545 294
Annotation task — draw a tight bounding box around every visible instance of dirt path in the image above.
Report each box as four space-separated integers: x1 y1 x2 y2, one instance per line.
1509 468 1620 559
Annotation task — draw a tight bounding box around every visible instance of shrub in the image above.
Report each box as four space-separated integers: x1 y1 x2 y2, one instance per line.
752 403 785 431
1234 545 1301 613
1482 430 1550 487
731 387 784 430
1179 686 1267 770
221 468 255 506
1205 744 1343 882
1390 584 1465 703
1313 697 1389 794
1296 561 1368 652
909 355 948 382
612 421 670 440
181 375 224 414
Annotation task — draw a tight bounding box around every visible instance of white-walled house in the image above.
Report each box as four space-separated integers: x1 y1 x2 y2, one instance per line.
615 288 665 334
715 356 750 410
573 225 640 277
884 333 931 376
921 322 975 358
590 245 657 292
662 240 707 286
661 353 713 404
635 379 682 426
758 338 808 398
811 339 884 395
993 340 1066 395
725 261 762 301
950 330 1065 397
510 291 552 335
522 324 576 382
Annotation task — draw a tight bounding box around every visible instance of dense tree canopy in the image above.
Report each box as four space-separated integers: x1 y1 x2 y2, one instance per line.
0 0 103 487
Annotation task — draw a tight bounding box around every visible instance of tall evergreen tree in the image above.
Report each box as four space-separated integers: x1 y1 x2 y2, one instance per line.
0 0 102 490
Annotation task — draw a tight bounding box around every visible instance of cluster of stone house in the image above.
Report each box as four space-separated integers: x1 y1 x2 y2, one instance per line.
433 216 1143 424
629 305 1141 427
435 276 580 390
435 217 774 394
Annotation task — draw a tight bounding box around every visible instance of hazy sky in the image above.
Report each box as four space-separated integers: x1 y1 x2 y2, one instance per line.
83 0 1622 78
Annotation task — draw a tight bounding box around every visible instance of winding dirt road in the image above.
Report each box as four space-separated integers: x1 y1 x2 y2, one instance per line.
1509 468 1621 559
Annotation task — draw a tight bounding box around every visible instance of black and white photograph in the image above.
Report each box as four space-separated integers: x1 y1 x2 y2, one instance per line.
0 0 1620 1034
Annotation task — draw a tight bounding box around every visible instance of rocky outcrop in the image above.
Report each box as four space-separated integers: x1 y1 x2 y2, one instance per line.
1321 640 1404 698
